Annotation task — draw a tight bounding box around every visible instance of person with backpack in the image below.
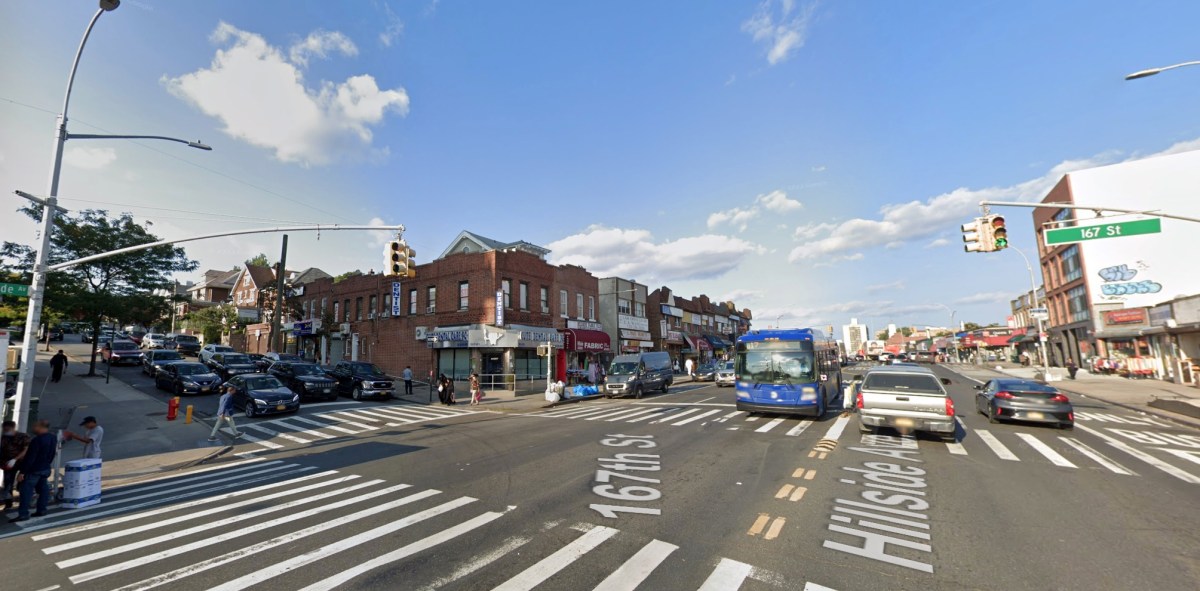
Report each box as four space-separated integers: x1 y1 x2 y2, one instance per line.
209 385 243 441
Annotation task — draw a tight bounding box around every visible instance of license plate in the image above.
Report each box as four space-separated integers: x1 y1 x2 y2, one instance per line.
276 404 287 411
323 389 331 394
1026 412 1044 420
201 387 210 392
894 417 914 427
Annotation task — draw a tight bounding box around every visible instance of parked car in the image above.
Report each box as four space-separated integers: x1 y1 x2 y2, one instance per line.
155 361 223 395
975 378 1074 429
142 349 184 377
127 331 146 346
141 333 170 349
715 361 736 387
605 351 673 399
47 328 64 342
198 343 235 364
80 328 94 343
269 361 338 401
3 326 25 342
208 352 259 381
226 374 301 417
855 365 955 441
328 360 395 400
247 353 270 372
264 352 304 365
694 363 717 382
101 340 144 366
170 333 201 356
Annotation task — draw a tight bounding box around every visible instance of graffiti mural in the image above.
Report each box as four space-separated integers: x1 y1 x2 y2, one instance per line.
1101 281 1162 296
1097 262 1161 300
1098 264 1137 282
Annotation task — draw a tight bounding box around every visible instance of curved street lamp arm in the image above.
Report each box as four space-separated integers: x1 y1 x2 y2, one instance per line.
1126 60 1200 80
61 8 108 119
67 133 212 150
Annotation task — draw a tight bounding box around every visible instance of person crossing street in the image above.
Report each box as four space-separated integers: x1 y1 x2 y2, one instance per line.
209 385 243 441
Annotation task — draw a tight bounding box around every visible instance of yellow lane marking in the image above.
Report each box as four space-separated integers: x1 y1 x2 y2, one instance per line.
764 516 787 540
747 514 771 536
789 486 807 502
775 484 795 499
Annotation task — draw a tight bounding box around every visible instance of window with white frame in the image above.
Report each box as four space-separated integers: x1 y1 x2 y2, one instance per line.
588 296 595 321
459 281 469 310
560 290 569 317
540 287 550 313
618 299 632 315
502 279 512 308
576 293 584 319
519 282 529 310
427 286 437 313
409 289 417 315
635 302 645 318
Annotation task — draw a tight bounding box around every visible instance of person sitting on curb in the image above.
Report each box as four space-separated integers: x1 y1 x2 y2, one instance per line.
209 385 244 441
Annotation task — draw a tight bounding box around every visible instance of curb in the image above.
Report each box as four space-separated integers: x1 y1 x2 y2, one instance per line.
175 444 236 470
546 394 605 408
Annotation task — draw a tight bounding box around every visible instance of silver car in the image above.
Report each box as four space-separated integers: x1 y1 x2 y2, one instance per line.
855 365 956 440
715 361 736 387
975 378 1073 429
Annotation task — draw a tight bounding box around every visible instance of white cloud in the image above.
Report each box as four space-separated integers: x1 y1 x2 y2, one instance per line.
709 189 802 230
378 2 405 47
719 289 763 304
757 300 948 328
811 165 827 172
367 216 398 249
954 292 1013 305
742 0 816 66
164 22 409 166
547 226 766 282
793 221 835 241
925 238 951 249
866 280 905 293
63 146 117 170
289 30 358 66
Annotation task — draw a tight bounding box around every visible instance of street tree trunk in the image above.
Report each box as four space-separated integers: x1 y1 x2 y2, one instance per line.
87 319 101 376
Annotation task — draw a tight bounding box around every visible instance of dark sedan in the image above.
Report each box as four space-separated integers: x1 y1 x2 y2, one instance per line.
142 349 184 377
209 352 259 381
268 361 338 401
155 362 223 396
226 374 301 417
694 363 717 382
974 378 1074 429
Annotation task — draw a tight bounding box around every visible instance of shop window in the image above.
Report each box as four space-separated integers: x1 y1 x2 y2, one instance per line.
514 349 547 381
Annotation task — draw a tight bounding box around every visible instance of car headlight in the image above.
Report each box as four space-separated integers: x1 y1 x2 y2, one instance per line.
253 398 268 406
800 386 818 401
292 394 300 402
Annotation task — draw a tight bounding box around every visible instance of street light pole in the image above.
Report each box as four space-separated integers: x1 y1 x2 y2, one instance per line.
1009 245 1049 377
1125 60 1200 80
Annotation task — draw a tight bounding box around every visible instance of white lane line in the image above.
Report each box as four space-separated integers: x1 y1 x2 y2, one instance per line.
975 430 1019 461
674 409 722 426
1162 448 1200 467
1015 433 1077 468
946 417 968 455
54 478 379 567
756 417 786 433
32 586 60 591
297 510 509 591
631 402 737 408
558 407 627 420
627 408 679 423
288 415 360 435
412 535 532 591
539 405 611 418
491 526 619 591
654 408 699 424
716 411 743 424
695 396 715 403
697 557 754 591
608 408 662 422
269 419 338 440
378 407 453 421
785 421 813 437
1076 424 1200 484
593 539 679 591
744 416 760 422
821 415 851 442
207 497 482 591
81 485 438 588
100 460 272 499
241 423 312 444
318 413 378 431
236 430 285 450
804 583 839 591
1058 438 1134 475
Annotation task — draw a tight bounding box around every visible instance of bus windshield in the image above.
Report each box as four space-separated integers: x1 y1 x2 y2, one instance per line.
736 349 815 384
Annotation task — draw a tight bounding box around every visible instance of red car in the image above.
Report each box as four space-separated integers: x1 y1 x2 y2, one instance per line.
102 340 145 365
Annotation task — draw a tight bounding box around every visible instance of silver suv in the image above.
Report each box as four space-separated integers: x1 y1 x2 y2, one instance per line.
854 365 956 440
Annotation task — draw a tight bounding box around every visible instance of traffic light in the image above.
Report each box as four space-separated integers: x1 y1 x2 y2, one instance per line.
385 239 408 276
961 217 995 253
403 246 417 278
988 214 1008 250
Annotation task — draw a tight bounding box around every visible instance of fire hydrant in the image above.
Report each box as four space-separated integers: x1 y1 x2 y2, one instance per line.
167 396 180 421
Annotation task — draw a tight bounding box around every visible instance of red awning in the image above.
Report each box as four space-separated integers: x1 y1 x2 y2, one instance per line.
690 335 712 351
561 329 611 353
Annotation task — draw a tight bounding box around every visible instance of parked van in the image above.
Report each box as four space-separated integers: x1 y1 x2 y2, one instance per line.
605 351 673 399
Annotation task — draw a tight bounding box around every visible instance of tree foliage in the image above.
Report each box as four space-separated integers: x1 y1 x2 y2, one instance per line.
246 253 271 267
333 270 363 283
1 206 197 374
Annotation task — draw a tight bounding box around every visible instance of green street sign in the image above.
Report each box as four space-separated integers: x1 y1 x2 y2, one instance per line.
0 283 30 297
1044 218 1162 246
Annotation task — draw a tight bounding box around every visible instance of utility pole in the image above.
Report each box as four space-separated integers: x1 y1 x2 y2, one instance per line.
270 234 288 353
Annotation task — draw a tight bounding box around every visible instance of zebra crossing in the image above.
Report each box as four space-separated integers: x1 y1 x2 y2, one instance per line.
528 402 827 436
230 402 483 451
8 460 829 591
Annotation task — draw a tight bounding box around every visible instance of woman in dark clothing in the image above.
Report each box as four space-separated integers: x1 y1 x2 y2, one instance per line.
437 374 449 405
443 376 456 405
50 350 68 383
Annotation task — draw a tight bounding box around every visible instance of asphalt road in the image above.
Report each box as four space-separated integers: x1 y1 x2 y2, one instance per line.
3 361 1199 590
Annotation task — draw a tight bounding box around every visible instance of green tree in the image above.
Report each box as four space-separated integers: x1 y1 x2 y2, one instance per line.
184 305 244 344
246 253 271 267
1 207 197 375
963 322 982 331
333 270 363 283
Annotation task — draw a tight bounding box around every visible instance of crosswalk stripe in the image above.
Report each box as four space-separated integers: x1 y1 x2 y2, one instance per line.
330 409 387 423
654 408 700 424
236 430 285 449
674 409 722 426
1058 438 1133 475
491 525 619 591
560 407 625 420
945 440 968 455
241 423 313 444
341 408 407 424
1076 424 1200 484
1015 433 1077 468
539 405 607 418
54 478 380 568
785 421 813 437
270 418 339 439
287 415 361 435
372 407 443 422
100 460 275 500
593 539 679 591
697 557 754 591
820 415 850 442
608 409 661 422
296 510 507 591
756 417 786 433
975 430 1019 461
627 408 678 423
84 485 436 588
716 411 743 423
318 412 378 431
206 496 479 591
587 408 650 421
413 535 533 591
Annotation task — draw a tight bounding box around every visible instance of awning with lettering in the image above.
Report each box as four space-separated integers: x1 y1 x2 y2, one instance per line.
560 329 611 353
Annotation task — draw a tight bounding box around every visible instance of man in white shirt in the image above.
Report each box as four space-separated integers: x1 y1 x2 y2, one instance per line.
402 366 414 396
684 358 694 379
65 416 103 460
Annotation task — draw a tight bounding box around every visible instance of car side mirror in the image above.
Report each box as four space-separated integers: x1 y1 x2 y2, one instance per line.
941 378 952 385
972 384 983 390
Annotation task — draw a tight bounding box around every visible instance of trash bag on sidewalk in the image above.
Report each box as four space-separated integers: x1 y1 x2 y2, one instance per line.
544 390 561 403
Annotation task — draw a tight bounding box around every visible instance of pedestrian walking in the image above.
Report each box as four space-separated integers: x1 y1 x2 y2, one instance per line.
588 361 598 385
209 385 243 441
1 420 31 511
444 375 457 406
673 360 680 374
402 366 414 396
63 416 103 460
49 349 68 383
10 420 55 523
437 373 449 405
469 373 482 405
684 358 694 378
1066 358 1078 380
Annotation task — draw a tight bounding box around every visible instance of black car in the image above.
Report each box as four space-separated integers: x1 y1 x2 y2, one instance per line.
170 333 201 356
142 349 184 377
48 328 64 342
268 361 338 401
248 353 270 372
329 361 395 400
155 362 223 396
226 374 301 417
208 352 259 381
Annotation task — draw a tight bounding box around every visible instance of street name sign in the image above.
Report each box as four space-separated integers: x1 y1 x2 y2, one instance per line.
1044 218 1161 246
0 283 30 297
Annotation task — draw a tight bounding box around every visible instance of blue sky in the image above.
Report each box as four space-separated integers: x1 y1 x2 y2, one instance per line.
3 0 1200 333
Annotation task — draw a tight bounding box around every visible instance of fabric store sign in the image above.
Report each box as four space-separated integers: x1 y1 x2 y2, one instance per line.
1103 308 1147 326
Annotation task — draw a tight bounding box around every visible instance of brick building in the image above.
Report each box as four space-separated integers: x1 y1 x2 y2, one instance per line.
648 287 752 367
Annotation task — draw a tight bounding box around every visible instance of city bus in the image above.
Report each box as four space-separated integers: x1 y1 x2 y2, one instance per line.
734 328 842 417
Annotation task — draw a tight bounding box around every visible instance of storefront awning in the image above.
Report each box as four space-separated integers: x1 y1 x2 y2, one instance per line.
1007 333 1030 344
685 334 711 351
560 329 611 353
704 335 732 349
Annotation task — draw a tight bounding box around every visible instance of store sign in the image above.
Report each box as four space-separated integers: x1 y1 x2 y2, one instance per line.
620 329 652 341
470 327 519 348
567 320 604 331
1149 304 1173 327
666 331 684 342
617 314 649 332
495 290 505 327
392 282 402 316
428 328 469 348
660 304 683 317
517 328 564 349
1103 308 1148 326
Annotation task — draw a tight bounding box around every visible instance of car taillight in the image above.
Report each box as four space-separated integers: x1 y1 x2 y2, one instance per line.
994 391 1014 399
1050 394 1070 403
855 390 864 409
944 396 955 416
